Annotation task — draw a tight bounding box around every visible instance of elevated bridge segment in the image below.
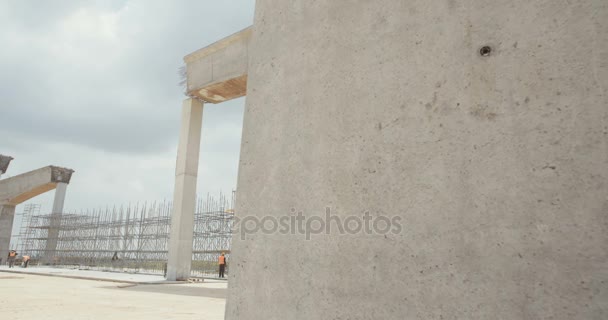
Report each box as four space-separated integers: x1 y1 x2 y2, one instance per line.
0 165 74 262
166 27 251 281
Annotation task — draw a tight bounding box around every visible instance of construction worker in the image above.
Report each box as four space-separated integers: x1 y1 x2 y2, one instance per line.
218 252 227 278
7 250 17 268
21 255 30 268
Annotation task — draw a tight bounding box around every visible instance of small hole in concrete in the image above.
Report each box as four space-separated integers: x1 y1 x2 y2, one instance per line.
479 46 492 57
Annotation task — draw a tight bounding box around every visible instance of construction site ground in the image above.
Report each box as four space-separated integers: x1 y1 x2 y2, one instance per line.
0 267 226 320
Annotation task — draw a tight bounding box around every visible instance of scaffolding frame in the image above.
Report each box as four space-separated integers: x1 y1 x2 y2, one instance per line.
17 192 235 277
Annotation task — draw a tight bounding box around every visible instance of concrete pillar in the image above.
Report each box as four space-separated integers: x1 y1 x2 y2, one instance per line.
166 98 203 281
226 1 607 319
0 205 16 263
43 182 68 264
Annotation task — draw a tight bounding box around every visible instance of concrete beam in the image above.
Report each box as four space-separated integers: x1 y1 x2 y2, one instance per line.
0 166 74 206
166 98 203 281
184 27 251 103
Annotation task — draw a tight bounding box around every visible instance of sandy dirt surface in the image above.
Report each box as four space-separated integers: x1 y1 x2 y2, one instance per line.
0 273 226 320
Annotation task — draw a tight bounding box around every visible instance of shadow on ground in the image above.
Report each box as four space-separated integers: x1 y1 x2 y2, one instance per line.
103 284 227 299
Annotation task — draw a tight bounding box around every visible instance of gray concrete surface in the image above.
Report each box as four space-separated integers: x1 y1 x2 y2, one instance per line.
0 272 226 320
0 266 168 283
225 0 608 319
167 98 203 281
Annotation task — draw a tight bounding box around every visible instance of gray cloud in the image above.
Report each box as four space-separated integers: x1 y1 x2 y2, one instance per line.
1 0 253 155
0 0 255 218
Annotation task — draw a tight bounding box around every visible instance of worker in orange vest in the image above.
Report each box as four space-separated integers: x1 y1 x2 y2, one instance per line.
7 250 17 268
218 252 227 278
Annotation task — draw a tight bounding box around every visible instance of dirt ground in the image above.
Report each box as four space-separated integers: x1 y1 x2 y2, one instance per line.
0 273 226 320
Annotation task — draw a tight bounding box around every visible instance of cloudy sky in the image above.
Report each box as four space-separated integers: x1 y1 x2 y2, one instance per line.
0 0 255 218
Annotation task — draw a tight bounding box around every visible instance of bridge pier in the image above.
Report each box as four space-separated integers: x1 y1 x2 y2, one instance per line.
0 165 73 262
43 182 69 264
0 205 16 262
166 98 203 281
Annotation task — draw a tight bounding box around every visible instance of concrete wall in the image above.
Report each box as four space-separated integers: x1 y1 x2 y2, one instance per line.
226 1 607 319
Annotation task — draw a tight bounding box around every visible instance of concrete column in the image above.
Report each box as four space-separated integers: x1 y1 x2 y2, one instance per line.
166 98 203 281
226 1 607 319
0 205 16 263
43 182 68 264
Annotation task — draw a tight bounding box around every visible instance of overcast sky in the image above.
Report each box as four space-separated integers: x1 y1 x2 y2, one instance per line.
0 0 256 218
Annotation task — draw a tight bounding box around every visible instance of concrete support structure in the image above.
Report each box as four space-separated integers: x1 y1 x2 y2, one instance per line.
184 27 251 103
0 154 13 179
0 205 16 261
166 98 204 281
0 154 16 260
167 28 251 280
177 0 606 317
0 166 74 259
216 1 605 319
43 182 68 264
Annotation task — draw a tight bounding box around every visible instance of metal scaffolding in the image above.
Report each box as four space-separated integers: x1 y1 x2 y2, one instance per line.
15 203 41 254
16 192 235 278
